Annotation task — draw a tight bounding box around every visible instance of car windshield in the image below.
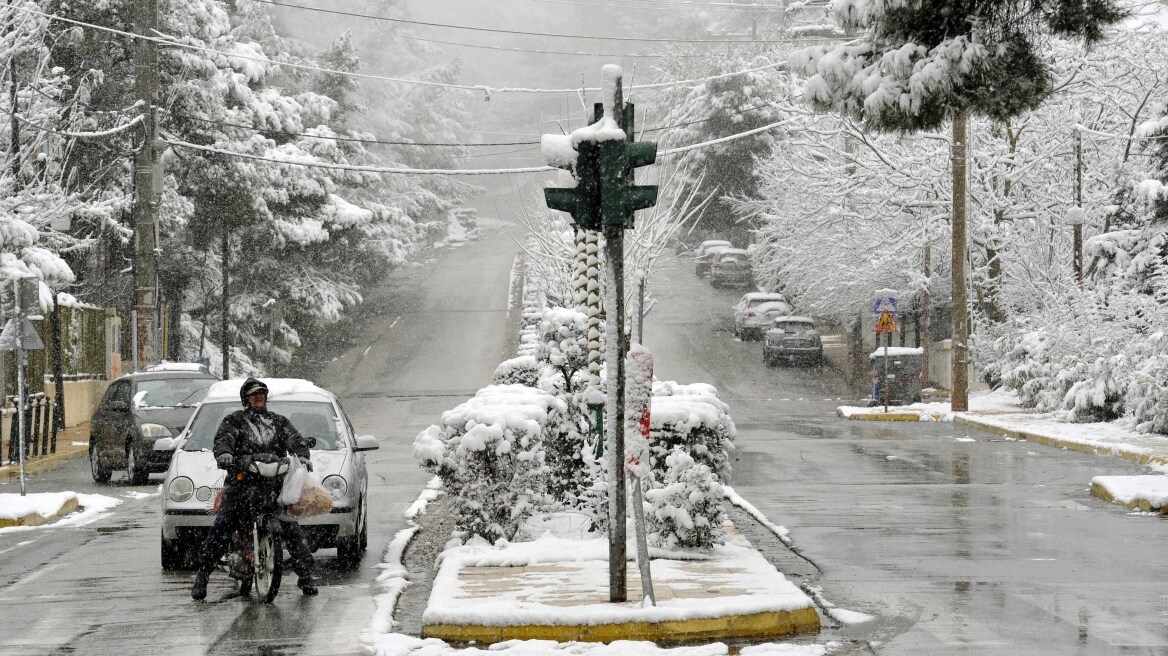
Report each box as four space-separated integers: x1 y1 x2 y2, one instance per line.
135 378 213 407
181 401 342 451
775 320 815 333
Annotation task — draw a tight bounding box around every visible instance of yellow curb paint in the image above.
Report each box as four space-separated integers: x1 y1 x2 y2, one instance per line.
954 416 1168 468
1090 482 1168 515
840 410 940 422
422 607 820 645
0 496 80 528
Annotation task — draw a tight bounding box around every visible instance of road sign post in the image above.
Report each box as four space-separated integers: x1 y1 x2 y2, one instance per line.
0 277 46 496
874 308 899 413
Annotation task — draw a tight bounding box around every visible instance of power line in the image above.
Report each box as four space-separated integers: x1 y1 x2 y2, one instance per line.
161 114 795 175
11 4 806 96
255 0 827 44
165 101 784 150
416 0 780 13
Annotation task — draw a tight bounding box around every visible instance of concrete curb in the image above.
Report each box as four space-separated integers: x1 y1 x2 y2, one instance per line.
1088 482 1168 514
952 415 1168 468
423 607 820 645
837 409 940 422
0 495 80 528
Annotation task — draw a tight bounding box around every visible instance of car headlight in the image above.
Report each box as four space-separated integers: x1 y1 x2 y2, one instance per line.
321 475 349 501
141 423 173 439
168 476 194 502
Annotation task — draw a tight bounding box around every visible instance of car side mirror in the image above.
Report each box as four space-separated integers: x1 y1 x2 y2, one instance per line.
153 436 178 452
354 435 379 452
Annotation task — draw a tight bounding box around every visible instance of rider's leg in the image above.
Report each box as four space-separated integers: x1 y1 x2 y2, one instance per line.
191 494 247 599
281 520 317 594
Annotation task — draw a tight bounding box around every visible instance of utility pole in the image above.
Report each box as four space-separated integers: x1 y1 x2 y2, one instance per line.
1073 125 1084 284
951 112 969 412
132 0 160 369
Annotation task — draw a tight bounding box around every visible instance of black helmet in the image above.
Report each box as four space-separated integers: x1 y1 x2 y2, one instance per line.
239 377 269 407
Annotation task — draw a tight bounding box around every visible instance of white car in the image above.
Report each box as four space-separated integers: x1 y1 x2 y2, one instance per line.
694 240 732 276
733 292 792 340
156 378 379 570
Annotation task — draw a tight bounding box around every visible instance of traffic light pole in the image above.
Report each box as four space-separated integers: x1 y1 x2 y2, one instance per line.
603 220 627 602
542 65 659 604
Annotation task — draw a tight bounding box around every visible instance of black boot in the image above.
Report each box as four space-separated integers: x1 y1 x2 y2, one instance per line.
297 572 318 596
191 570 210 601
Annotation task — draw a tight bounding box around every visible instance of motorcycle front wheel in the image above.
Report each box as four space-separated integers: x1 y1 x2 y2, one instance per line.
252 521 283 603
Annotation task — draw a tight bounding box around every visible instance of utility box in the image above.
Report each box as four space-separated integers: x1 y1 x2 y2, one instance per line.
870 347 924 406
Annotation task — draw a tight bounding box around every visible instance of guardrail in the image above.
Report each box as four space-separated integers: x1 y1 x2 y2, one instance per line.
1 393 59 466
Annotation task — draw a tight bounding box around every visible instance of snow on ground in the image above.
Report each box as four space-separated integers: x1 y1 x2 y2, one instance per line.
1091 475 1168 509
0 492 120 534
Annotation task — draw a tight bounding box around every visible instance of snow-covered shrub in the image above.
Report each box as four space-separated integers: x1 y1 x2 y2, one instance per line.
648 381 736 482
644 449 726 550
537 307 588 392
978 286 1160 423
413 385 566 542
1130 344 1168 433
493 356 541 387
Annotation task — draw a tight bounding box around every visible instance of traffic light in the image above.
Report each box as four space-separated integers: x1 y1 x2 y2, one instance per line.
545 140 602 230
599 103 658 228
544 102 658 231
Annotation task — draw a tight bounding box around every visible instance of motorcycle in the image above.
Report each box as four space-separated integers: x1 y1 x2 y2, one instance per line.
216 452 290 603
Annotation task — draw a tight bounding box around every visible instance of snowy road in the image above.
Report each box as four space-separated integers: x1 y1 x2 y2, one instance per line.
644 256 1168 655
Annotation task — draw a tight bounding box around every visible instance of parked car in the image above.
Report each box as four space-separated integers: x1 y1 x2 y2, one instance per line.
156 378 379 570
733 292 792 340
763 316 824 366
694 239 732 277
89 363 219 485
709 248 753 289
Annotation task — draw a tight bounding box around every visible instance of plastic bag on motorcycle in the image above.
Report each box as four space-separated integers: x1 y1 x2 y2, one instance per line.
278 455 309 506
282 469 333 519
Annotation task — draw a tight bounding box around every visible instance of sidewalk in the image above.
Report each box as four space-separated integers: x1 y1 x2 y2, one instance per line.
419 520 820 645
838 389 1168 512
0 421 90 497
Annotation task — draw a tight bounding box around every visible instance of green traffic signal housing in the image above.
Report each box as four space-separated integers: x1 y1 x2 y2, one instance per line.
543 102 659 231
544 140 602 230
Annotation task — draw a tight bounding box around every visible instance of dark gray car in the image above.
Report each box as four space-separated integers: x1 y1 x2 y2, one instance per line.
89 364 218 485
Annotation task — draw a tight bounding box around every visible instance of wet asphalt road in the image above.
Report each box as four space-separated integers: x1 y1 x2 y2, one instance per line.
2 211 1167 655
644 257 1168 655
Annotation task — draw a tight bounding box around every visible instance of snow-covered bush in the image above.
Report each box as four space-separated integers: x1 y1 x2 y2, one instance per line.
493 356 541 387
538 307 589 392
649 381 736 483
644 449 726 550
413 385 566 542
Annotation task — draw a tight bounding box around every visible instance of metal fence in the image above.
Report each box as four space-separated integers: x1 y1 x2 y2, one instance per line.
1 393 59 466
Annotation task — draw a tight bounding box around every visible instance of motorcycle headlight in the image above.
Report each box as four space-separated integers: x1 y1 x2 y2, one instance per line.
168 476 194 502
321 475 349 501
140 423 173 439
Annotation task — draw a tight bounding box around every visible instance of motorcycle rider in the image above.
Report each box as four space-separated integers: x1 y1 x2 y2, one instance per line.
191 377 319 600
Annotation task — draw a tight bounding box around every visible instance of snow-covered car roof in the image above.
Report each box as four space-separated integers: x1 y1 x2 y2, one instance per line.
138 361 213 375
201 378 333 404
753 301 793 314
716 248 749 256
741 292 787 303
774 316 815 324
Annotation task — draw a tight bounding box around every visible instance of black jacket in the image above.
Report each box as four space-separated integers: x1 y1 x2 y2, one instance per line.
213 407 310 488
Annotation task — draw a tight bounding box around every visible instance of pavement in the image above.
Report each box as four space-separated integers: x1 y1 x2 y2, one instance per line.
420 521 821 645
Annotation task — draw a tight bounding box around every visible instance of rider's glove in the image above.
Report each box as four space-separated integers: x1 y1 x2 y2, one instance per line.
215 453 234 470
298 456 313 472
